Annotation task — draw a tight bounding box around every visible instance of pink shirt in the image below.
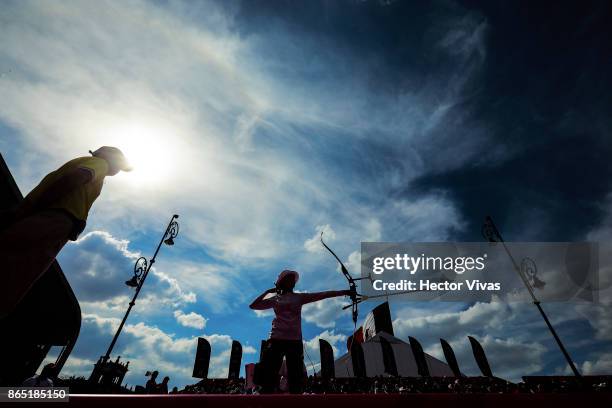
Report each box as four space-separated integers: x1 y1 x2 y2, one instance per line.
250 291 344 340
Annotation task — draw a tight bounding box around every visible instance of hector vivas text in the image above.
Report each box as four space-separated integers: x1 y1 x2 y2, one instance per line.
370 253 501 293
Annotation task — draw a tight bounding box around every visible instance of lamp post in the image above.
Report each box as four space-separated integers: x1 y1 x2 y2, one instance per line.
89 214 180 382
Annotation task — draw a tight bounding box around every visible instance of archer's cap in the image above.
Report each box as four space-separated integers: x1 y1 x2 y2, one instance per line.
89 146 133 171
275 270 299 285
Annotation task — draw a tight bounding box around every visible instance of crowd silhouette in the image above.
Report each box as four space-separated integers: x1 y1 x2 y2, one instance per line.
178 375 612 395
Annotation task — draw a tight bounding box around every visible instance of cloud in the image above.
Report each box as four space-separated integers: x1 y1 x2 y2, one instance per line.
1 0 483 270
3 0 609 384
389 297 612 382
57 230 197 316
302 296 349 329
62 313 237 387
580 352 612 375
253 309 274 318
174 310 208 330
388 195 466 240
304 224 336 253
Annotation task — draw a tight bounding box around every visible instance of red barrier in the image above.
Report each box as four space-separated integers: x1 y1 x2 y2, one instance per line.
7 392 611 408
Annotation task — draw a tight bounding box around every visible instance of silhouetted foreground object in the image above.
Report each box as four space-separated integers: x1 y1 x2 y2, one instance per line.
178 375 612 395
469 336 493 377
440 338 462 378
193 338 211 379
228 341 243 380
145 370 159 393
0 147 130 317
0 153 80 386
318 339 335 380
22 363 56 387
408 337 430 377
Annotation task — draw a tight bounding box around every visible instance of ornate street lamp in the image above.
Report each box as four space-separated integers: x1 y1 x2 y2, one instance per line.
482 215 580 377
89 214 180 383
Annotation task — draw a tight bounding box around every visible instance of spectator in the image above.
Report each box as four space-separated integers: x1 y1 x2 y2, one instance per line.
145 371 159 393
0 147 132 318
22 363 56 387
158 376 170 394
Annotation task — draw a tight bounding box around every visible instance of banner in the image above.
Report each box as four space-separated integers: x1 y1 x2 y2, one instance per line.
408 336 430 377
379 336 398 376
469 336 493 377
192 337 211 379
350 342 366 378
319 339 335 380
440 338 462 377
245 363 255 390
228 340 242 379
346 326 364 352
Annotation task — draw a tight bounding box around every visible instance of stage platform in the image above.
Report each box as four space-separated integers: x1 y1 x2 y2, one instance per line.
6 393 611 407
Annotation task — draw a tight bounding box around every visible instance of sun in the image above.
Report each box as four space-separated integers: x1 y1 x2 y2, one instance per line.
103 121 178 185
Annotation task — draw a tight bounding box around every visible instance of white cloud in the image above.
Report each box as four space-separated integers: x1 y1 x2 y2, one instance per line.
62 313 237 387
253 309 274 318
580 352 612 375
304 224 336 253
0 0 480 271
389 194 466 240
5 0 595 386
302 296 349 329
58 230 197 315
389 298 605 382
174 310 208 330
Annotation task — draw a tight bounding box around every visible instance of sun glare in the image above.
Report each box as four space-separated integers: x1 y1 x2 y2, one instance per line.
104 122 178 186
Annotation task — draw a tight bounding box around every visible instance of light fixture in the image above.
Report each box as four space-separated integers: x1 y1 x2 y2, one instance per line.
125 276 139 288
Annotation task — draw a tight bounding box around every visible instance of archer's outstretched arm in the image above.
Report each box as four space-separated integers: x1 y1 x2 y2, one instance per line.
300 290 351 305
249 288 277 310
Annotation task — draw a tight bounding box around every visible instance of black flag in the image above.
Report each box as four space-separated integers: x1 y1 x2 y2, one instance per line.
408 336 430 377
192 337 211 379
379 336 398 376
319 339 335 380
350 341 366 378
228 340 242 379
440 338 462 377
468 336 493 377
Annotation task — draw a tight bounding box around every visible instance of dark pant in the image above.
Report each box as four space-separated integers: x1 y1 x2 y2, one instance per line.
0 210 73 318
261 339 304 394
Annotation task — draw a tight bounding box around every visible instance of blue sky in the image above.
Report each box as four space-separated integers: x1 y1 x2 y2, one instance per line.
1 0 611 389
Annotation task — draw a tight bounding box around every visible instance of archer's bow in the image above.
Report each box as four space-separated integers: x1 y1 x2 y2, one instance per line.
320 231 360 325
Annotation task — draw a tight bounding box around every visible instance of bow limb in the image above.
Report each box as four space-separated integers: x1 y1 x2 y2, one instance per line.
320 232 352 281
320 231 359 324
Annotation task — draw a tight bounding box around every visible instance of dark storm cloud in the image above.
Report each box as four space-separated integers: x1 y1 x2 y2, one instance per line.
230 0 612 241
411 1 612 241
